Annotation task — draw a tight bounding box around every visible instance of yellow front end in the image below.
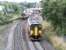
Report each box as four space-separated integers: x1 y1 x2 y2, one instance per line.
30 26 42 39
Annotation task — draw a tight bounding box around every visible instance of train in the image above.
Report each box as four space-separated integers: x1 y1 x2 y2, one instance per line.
22 8 43 41
29 24 42 41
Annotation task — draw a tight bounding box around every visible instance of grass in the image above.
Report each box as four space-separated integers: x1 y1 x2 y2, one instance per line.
42 20 66 50
49 35 66 50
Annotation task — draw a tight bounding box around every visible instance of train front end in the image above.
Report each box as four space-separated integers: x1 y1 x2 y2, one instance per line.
29 24 42 41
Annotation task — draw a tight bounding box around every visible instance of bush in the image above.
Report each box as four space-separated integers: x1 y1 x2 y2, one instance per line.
41 0 66 35
42 20 66 50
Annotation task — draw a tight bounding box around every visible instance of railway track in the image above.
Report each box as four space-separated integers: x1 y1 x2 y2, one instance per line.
5 20 55 50
12 21 45 50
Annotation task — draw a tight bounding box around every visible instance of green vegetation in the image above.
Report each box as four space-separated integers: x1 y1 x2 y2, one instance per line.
0 2 24 25
41 0 66 35
0 2 36 25
41 0 66 50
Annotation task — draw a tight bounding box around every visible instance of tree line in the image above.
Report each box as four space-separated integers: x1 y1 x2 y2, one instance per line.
41 0 66 35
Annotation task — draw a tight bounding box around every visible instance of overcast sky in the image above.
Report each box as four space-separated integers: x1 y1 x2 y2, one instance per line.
0 0 41 3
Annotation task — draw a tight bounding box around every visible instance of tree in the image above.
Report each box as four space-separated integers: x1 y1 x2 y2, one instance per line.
41 0 66 35
0 2 23 25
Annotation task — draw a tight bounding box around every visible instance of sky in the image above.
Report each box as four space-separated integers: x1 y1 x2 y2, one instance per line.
0 0 41 3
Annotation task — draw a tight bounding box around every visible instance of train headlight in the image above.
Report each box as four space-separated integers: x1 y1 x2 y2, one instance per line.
39 30 42 34
30 30 33 35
